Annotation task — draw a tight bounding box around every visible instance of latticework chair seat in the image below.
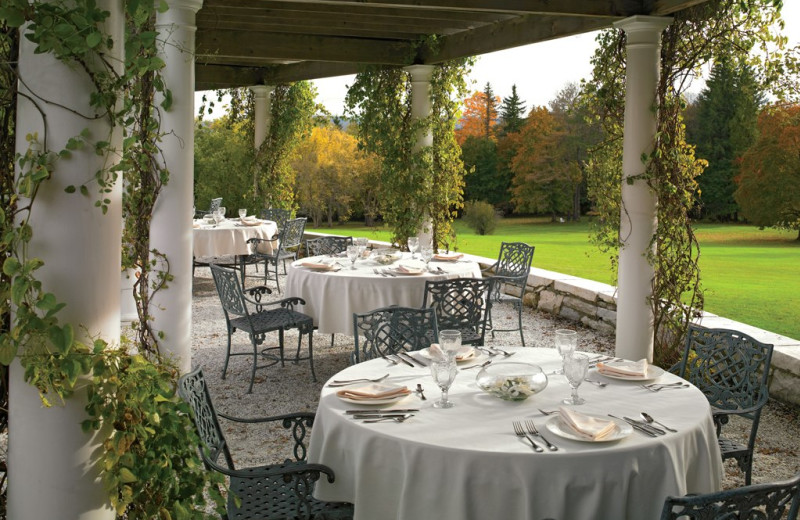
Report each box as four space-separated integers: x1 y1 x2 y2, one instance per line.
718 435 752 475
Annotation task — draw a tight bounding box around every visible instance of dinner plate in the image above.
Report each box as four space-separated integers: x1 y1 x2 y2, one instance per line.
389 267 425 276
432 253 463 262
595 364 666 382
419 346 479 363
545 415 633 443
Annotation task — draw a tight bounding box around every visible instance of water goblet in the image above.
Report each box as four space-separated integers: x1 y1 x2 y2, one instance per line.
346 245 359 270
429 355 458 408
420 247 433 270
562 353 589 405
356 237 368 257
216 207 226 220
439 329 462 354
238 208 247 219
407 237 419 259
554 329 577 375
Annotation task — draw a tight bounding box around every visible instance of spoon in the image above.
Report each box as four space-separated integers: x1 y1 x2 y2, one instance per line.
640 412 678 432
584 378 607 388
461 359 492 370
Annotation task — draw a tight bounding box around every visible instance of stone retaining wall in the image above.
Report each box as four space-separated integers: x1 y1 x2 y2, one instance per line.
302 232 800 406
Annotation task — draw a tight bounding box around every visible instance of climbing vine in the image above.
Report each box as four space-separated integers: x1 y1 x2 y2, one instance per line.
345 49 472 249
1 1 224 517
583 0 795 366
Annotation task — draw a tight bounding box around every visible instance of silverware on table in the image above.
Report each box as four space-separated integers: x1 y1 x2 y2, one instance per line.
513 421 543 452
608 414 658 437
461 359 492 371
538 409 557 416
416 384 427 400
398 351 425 367
362 414 414 423
641 412 677 433
328 374 390 387
525 420 558 451
640 383 690 392
584 378 607 388
392 353 415 367
344 408 419 414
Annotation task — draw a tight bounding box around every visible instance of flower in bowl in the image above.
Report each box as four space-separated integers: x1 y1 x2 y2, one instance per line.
476 362 548 401
371 248 401 265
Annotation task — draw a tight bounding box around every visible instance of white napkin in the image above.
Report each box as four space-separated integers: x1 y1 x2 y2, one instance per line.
597 359 649 378
454 346 475 361
433 252 463 261
428 343 447 361
240 217 261 226
395 261 425 274
558 407 617 441
336 384 411 401
299 258 337 270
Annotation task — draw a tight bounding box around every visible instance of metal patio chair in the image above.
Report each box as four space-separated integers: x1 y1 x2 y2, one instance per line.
422 277 494 346
352 306 438 365
260 207 292 233
210 263 315 393
305 236 353 257
482 241 534 346
241 217 307 294
178 368 354 520
672 324 775 485
195 197 222 218
659 472 800 520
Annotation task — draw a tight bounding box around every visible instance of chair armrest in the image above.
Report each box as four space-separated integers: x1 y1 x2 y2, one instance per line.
217 410 315 425
202 450 337 484
218 411 316 461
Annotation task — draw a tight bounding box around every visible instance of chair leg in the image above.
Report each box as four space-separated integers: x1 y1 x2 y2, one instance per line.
278 328 285 367
330 333 335 348
307 330 317 382
274 260 282 294
516 301 525 347
222 325 233 380
247 333 258 394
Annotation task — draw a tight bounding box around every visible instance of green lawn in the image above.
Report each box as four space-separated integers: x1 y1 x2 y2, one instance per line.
308 218 800 340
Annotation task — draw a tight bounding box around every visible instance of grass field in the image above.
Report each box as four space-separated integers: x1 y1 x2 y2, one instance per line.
308 218 800 340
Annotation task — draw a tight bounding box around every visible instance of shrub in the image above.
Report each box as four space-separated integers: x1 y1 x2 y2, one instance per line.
463 200 498 235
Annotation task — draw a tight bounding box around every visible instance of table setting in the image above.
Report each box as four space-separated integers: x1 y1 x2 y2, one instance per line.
192 209 278 259
308 332 723 520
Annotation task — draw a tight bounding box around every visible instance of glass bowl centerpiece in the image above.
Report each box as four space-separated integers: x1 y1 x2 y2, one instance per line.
476 362 548 401
371 248 402 265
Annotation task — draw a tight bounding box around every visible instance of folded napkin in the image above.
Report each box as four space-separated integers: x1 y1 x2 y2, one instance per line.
433 252 463 261
240 217 261 226
192 222 201 229
336 384 411 401
299 259 337 270
428 343 447 361
455 346 476 361
597 358 649 378
558 407 617 441
395 263 424 274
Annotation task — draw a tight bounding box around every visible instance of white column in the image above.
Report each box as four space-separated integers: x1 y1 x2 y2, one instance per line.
152 0 203 372
251 84 274 195
613 15 672 361
405 64 435 248
9 1 124 518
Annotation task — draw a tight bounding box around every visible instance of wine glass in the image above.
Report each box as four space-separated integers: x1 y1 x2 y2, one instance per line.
407 236 419 259
563 352 589 405
429 355 458 408
554 329 577 375
420 247 433 270
238 208 247 219
356 237 368 258
346 245 359 270
439 329 462 354
216 206 226 220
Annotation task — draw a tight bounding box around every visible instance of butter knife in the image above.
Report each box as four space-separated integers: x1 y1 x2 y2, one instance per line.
351 413 413 419
345 408 419 414
623 416 666 435
392 353 415 367
398 351 425 367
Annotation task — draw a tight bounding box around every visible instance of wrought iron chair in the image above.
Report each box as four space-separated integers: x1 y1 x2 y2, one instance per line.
261 207 292 232
422 277 494 346
178 368 355 520
482 242 535 346
210 263 315 394
672 324 774 485
305 236 353 257
195 197 222 218
352 306 438 364
659 472 800 520
242 217 307 294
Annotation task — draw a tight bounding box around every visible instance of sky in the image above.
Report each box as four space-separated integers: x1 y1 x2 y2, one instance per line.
309 4 800 115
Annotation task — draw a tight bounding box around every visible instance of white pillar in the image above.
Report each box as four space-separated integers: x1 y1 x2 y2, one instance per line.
251 84 274 196
152 0 202 372
613 15 672 361
10 1 124 518
405 64 435 248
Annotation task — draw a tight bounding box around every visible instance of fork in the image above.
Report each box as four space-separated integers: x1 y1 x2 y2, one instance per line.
490 346 516 357
363 414 413 423
512 421 543 452
538 409 557 415
373 268 387 277
477 347 498 357
584 378 607 388
461 359 492 370
640 383 689 392
328 374 390 386
525 420 558 451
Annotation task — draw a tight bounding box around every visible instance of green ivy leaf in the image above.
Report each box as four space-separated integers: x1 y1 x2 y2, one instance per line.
0 8 25 27
0 334 18 365
86 31 102 48
119 467 138 483
3 257 21 276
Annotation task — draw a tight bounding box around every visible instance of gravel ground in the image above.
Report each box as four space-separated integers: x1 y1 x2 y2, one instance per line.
188 265 800 491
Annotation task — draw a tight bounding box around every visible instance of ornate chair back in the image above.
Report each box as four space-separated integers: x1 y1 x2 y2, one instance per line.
261 207 291 230
305 236 353 257
422 277 494 346
352 306 438 364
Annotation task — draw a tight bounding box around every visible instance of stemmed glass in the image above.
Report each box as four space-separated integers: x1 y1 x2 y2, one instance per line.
554 329 577 375
420 247 433 271
238 208 247 219
212 208 224 226
346 245 359 270
562 352 589 405
407 237 419 259
356 237 368 258
439 329 462 354
429 354 458 408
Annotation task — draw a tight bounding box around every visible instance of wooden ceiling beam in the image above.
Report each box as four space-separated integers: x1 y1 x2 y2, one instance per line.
196 29 414 65
195 61 366 90
196 18 428 39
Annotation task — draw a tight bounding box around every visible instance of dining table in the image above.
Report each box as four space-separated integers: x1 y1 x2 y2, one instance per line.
192 217 278 260
284 252 483 336
308 347 723 520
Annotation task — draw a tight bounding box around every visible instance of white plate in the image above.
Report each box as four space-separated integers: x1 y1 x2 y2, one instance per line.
595 364 666 382
389 267 425 276
545 415 633 443
419 346 479 363
335 383 411 405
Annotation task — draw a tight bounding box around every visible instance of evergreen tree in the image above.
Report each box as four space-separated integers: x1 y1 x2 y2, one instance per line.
482 81 499 139
499 84 526 135
688 56 765 220
460 135 506 206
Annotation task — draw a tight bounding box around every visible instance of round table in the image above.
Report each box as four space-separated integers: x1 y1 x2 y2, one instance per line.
308 348 723 520
284 253 483 335
192 218 278 259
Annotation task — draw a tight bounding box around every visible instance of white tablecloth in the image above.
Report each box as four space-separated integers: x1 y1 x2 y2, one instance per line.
192 219 277 258
309 348 723 520
284 253 483 335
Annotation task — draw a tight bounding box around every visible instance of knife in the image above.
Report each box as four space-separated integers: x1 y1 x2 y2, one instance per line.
392 353 415 367
608 414 657 437
350 413 414 419
345 408 419 414
623 416 666 435
398 351 425 367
